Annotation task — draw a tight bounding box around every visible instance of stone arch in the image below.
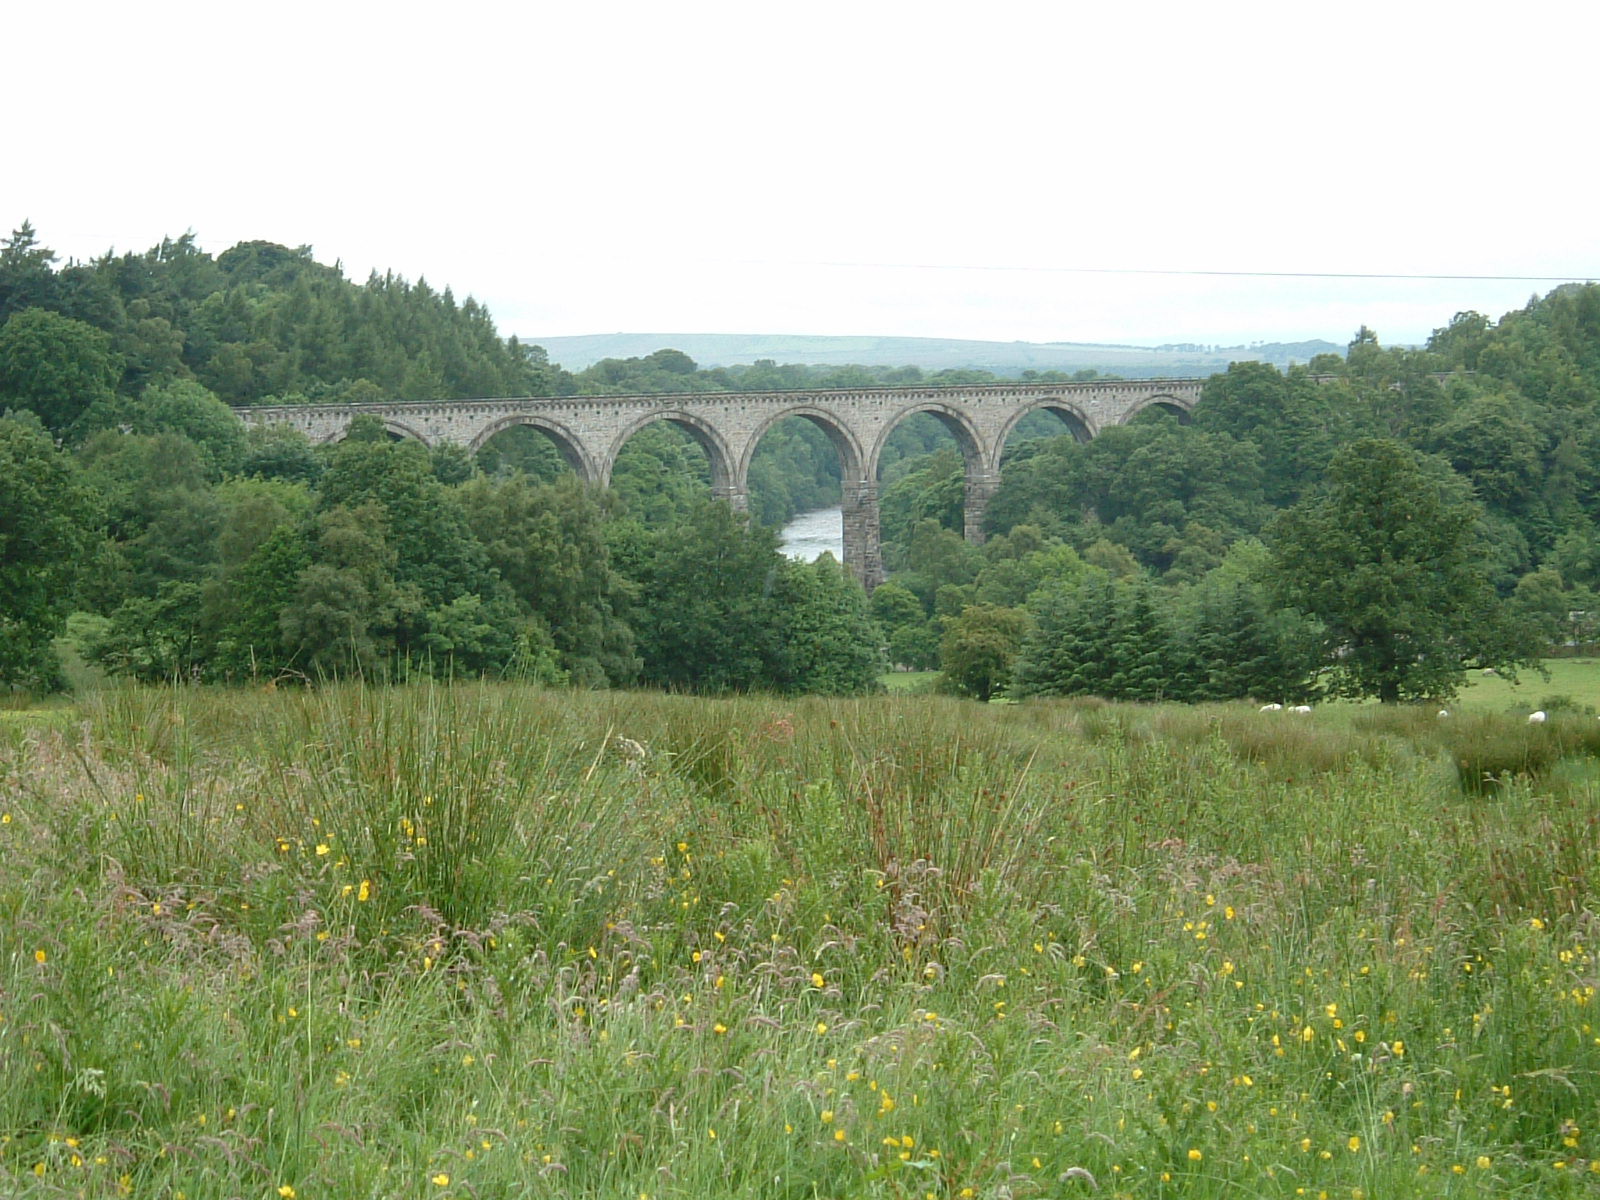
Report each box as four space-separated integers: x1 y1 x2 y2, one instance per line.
319 417 432 446
736 404 865 486
603 409 737 493
991 399 1098 466
468 413 600 482
869 401 992 547
1120 393 1194 425
866 401 987 483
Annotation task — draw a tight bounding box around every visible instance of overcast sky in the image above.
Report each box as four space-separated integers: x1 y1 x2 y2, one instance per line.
11 1 1597 350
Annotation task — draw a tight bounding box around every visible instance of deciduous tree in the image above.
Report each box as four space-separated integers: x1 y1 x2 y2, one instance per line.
770 554 883 695
1266 439 1538 703
939 603 1031 702
0 415 100 688
0 307 120 435
626 499 784 693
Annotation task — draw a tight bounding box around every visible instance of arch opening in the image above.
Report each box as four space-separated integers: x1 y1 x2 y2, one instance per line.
1123 397 1193 426
874 406 983 484
471 416 595 483
323 415 429 446
743 410 863 560
607 413 733 522
997 403 1094 467
871 404 986 573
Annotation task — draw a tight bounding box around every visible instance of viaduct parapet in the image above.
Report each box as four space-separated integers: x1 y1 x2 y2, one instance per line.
238 378 1204 587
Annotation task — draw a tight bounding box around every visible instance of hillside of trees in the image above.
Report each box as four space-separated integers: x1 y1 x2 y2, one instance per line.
3 222 1597 704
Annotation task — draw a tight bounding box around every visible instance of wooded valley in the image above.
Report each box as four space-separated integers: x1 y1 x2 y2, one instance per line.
3 223 1597 705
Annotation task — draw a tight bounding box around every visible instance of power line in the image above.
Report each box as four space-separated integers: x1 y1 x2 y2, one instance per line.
804 260 1596 284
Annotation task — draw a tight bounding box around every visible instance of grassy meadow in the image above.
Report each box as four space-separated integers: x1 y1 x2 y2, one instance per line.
1445 658 1600 717
3 685 1600 1198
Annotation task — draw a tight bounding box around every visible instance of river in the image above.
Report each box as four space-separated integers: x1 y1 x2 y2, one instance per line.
779 505 843 562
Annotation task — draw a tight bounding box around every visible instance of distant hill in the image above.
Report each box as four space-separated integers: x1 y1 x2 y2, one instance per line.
526 332 1344 377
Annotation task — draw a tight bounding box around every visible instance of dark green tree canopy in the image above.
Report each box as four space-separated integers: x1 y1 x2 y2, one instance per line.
1266 438 1539 703
769 555 884 696
458 473 638 687
8 221 1596 697
0 415 101 688
0 307 120 435
940 603 1031 702
0 222 61 320
2 226 572 410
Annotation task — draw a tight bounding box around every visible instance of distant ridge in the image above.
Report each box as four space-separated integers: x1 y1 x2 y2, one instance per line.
525 332 1343 376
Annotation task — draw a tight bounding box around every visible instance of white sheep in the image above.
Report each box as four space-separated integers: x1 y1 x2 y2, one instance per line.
1437 709 1450 718
1291 705 1313 714
1528 710 1548 724
1259 703 1283 712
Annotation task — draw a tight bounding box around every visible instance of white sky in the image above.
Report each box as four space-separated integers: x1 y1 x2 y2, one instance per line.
11 1 1598 349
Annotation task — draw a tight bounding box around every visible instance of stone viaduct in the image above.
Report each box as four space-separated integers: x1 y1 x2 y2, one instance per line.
238 378 1203 587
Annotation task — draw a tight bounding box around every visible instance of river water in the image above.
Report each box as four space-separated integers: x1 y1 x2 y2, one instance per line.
779 505 843 562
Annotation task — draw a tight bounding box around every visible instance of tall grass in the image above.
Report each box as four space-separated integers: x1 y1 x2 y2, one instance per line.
2 685 1598 1196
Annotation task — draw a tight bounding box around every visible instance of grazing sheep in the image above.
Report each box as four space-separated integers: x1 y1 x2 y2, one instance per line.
1291 705 1313 714
1437 709 1450 718
1482 667 1498 676
1259 703 1283 712
1528 711 1548 724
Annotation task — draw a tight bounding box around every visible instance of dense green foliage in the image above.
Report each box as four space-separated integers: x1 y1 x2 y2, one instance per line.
0 307 120 436
4 686 1600 1196
6 220 1600 704
938 603 1032 702
0 415 100 689
0 223 560 408
877 291 1600 702
47 422 880 694
0 226 892 695
621 499 882 695
1267 439 1540 703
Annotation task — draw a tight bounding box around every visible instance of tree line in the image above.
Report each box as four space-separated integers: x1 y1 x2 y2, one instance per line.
0 406 885 693
875 298 1600 704
0 226 886 693
4 221 1598 703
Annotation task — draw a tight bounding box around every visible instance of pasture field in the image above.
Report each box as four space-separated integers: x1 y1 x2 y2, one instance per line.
1446 658 1600 717
3 685 1600 1198
875 660 1600 712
